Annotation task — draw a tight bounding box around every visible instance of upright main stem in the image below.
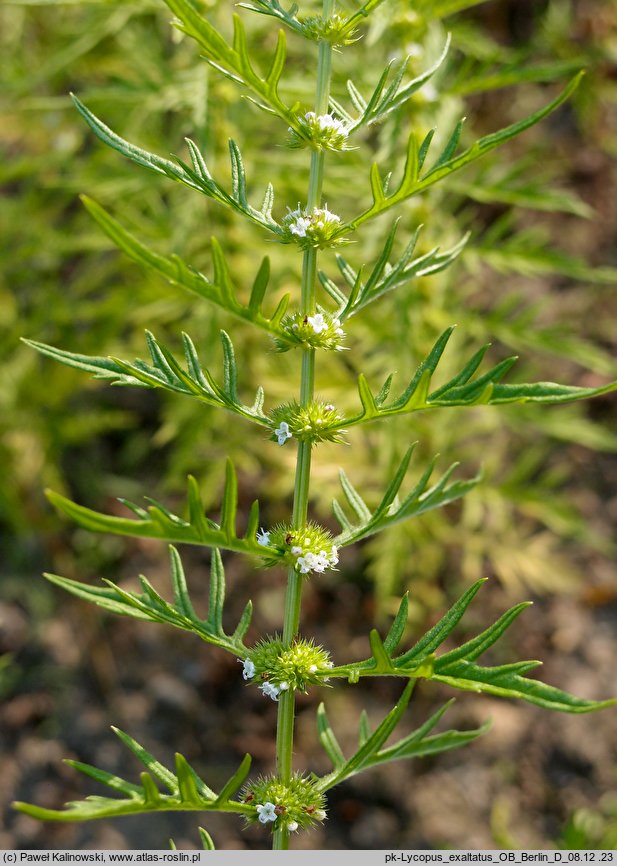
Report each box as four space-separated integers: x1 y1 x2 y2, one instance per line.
272 2 334 851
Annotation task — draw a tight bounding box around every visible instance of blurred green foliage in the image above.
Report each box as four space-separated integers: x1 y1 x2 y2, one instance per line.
559 798 617 850
2 0 616 624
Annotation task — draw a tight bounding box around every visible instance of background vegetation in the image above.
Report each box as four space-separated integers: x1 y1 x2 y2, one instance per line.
1 0 616 849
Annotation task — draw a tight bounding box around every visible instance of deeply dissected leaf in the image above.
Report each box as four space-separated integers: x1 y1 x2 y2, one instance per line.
333 443 481 547
45 462 274 559
316 685 488 791
13 732 253 822
316 704 346 770
24 330 270 427
338 327 617 429
325 581 616 714
342 74 584 232
81 197 289 335
44 546 252 656
163 1 298 128
320 222 468 320
72 97 282 233
332 36 451 132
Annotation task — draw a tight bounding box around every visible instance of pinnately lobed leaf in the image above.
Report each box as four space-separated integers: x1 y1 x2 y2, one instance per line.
13 733 253 823
337 327 617 430
44 462 274 560
24 330 271 427
43 545 253 656
79 197 289 335
343 72 586 231
327 581 616 714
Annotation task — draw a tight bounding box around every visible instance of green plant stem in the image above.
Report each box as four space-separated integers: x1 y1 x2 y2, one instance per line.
273 1 334 851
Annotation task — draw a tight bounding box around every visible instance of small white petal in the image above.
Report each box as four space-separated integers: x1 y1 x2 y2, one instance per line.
257 528 271 546
274 421 293 446
260 681 280 701
279 681 290 691
288 821 299 832
240 658 256 680
291 545 303 556
256 802 278 823
307 313 327 334
296 556 311 574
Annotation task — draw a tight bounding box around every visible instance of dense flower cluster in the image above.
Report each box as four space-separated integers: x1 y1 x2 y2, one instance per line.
242 636 333 699
288 111 350 151
256 522 339 576
242 773 327 834
269 400 346 446
281 205 344 249
274 309 346 353
297 11 358 45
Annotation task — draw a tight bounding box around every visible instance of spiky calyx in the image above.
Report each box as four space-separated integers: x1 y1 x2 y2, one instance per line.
297 12 358 45
242 773 327 833
269 401 346 446
258 521 339 574
274 310 346 353
280 205 346 250
246 636 333 694
287 112 351 152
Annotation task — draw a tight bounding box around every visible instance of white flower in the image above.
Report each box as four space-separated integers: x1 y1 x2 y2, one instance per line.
317 206 341 226
239 658 256 680
288 821 299 832
275 421 292 446
283 205 341 243
260 681 280 701
257 528 271 546
306 111 348 137
309 664 317 673
289 216 311 238
312 551 330 573
307 313 327 334
279 681 290 691
291 545 303 556
294 544 338 574
256 802 278 824
296 552 317 574
314 809 327 821
324 403 335 411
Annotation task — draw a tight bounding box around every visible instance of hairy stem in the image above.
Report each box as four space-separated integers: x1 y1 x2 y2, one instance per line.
272 0 335 851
